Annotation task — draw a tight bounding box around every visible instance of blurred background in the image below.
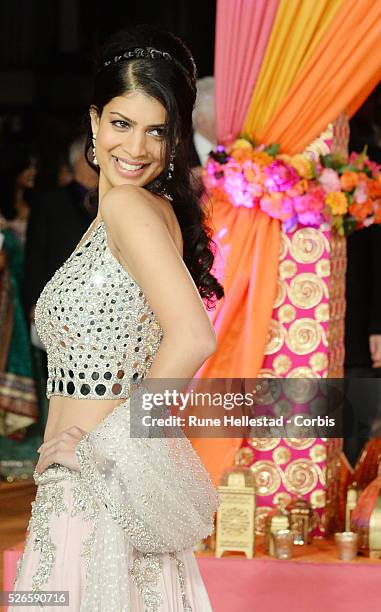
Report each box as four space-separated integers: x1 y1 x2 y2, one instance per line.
0 0 216 189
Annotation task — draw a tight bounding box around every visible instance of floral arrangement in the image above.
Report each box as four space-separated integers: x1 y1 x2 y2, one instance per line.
202 136 381 235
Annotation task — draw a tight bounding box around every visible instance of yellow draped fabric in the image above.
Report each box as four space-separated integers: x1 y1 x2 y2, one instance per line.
243 0 343 137
247 0 381 153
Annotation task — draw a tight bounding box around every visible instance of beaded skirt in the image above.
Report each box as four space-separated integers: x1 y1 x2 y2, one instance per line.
10 463 213 612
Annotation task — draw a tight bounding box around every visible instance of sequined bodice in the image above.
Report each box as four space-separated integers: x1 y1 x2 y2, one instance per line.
34 220 163 400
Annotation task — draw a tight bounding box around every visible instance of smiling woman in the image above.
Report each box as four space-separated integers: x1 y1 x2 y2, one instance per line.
91 94 168 188
10 23 224 612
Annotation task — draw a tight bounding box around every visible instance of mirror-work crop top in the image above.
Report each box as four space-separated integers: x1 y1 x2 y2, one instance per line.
34 219 163 400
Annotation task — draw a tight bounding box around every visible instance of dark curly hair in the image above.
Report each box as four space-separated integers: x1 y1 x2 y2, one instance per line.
84 24 224 309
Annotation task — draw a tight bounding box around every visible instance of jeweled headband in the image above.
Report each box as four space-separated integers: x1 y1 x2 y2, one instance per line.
98 46 197 88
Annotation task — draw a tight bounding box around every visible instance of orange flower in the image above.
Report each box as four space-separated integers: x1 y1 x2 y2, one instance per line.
251 151 273 167
230 147 272 167
277 154 292 164
348 200 373 222
230 149 252 163
374 201 381 224
243 164 265 184
369 179 381 198
340 171 359 191
325 191 348 215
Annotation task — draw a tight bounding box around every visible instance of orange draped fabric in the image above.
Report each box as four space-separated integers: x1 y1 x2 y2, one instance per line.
192 197 280 484
255 0 381 152
198 199 280 379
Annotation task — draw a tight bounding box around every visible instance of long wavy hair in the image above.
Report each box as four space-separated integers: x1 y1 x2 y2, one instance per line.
83 24 224 309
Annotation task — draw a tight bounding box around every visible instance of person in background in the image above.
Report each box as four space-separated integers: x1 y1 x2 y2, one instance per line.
23 135 98 322
0 174 41 480
57 159 74 187
189 76 217 194
0 144 38 249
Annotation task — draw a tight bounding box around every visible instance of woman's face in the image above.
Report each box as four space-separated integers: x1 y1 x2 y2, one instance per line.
90 91 167 194
17 163 37 190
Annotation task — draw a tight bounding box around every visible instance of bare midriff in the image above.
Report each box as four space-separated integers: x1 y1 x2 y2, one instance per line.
43 396 129 442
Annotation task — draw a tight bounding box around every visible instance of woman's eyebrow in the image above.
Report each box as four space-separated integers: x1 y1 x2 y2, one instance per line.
109 111 166 128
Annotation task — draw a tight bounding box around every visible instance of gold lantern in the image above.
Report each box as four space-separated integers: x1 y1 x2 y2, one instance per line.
287 496 313 545
215 452 256 559
345 481 360 532
264 502 290 556
351 456 381 558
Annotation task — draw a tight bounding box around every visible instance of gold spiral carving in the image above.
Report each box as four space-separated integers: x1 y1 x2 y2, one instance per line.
274 279 287 308
278 304 297 323
288 273 324 309
279 233 290 261
272 355 292 375
290 228 325 263
279 260 297 279
284 438 315 450
283 459 319 495
288 366 320 378
273 446 292 465
286 318 322 355
264 320 286 355
282 379 318 402
315 303 329 322
251 460 282 496
315 259 330 277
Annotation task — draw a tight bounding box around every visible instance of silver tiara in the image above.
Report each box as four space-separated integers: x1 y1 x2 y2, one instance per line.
103 47 173 67
101 46 196 85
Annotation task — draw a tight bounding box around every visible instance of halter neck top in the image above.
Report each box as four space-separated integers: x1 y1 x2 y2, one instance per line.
34 219 163 400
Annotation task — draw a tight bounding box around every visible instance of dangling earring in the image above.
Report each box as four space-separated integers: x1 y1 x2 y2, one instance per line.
92 134 98 166
167 148 175 180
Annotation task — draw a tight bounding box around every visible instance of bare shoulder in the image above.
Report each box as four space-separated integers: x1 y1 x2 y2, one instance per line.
100 185 183 256
100 185 162 224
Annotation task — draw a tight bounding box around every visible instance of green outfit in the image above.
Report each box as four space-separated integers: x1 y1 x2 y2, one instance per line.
0 226 47 481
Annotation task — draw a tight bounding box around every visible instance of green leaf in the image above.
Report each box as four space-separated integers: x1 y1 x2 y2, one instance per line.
264 143 280 156
321 154 335 168
357 144 369 165
343 215 357 236
340 164 358 173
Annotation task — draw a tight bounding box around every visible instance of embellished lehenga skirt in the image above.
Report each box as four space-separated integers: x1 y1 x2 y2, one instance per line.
10 463 213 611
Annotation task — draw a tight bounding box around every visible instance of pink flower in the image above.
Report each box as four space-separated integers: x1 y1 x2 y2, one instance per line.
318 168 341 193
264 161 299 192
348 152 364 169
260 193 295 221
294 188 325 214
365 159 381 177
297 211 322 226
353 180 368 204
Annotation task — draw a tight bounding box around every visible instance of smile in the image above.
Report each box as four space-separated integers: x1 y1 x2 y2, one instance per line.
112 156 149 177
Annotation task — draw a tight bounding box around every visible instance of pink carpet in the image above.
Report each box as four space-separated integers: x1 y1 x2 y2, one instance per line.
197 555 381 612
4 543 381 612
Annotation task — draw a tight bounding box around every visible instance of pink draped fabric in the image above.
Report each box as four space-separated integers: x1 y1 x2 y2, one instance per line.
215 0 279 145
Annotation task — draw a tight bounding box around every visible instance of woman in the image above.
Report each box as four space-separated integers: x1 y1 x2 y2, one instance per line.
11 25 223 611
0 145 37 248
0 149 41 478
